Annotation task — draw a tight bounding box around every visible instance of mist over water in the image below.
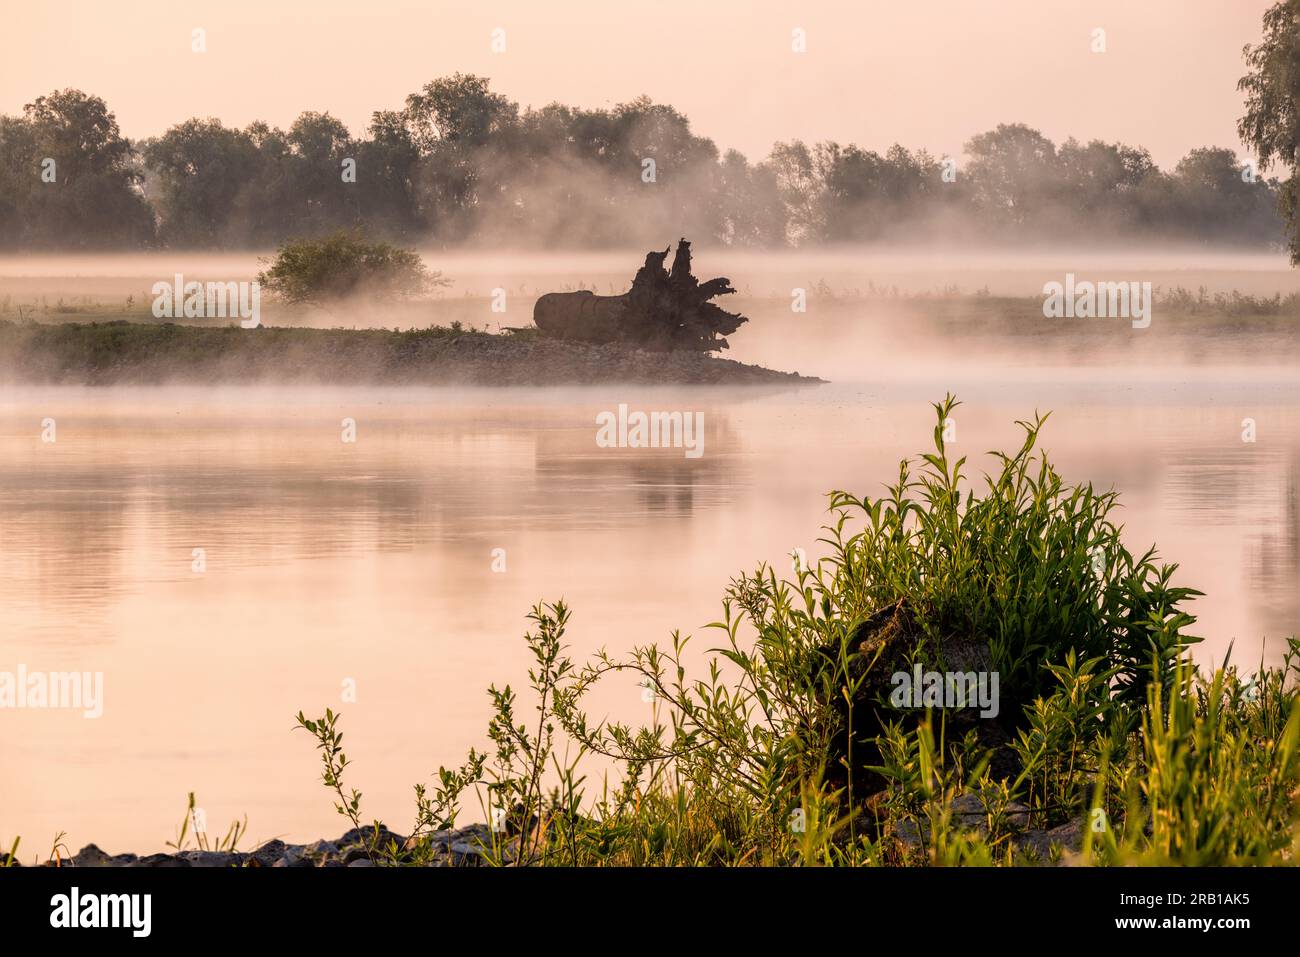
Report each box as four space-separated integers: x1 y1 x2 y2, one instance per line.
5 245 1300 288
1 250 1297 851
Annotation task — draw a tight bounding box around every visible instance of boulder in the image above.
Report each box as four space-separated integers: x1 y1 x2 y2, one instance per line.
247 839 287 867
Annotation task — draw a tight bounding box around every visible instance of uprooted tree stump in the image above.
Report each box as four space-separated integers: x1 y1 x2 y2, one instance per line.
532 238 747 352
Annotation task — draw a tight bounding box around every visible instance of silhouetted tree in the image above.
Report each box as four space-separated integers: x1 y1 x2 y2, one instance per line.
1239 0 1300 262
0 79 1287 252
143 119 259 246
0 89 153 248
965 123 1058 230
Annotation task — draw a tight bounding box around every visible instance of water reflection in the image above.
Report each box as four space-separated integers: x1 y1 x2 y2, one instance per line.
1250 459 1299 631
0 376 1296 852
0 395 748 637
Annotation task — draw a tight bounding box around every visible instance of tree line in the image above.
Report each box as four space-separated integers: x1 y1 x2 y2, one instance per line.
0 75 1285 251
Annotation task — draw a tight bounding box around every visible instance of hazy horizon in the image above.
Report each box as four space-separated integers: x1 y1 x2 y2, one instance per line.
1 0 1277 167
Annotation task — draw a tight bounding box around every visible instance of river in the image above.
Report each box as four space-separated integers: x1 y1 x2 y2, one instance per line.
1 249 1297 852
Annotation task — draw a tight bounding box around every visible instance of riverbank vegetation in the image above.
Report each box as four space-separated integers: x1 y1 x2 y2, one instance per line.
4 284 1298 330
295 396 1300 866
0 319 815 386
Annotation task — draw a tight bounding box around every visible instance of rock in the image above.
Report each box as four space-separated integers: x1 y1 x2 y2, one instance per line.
452 823 493 845
333 824 413 864
402 831 454 860
448 843 485 867
69 843 113 867
37 822 514 868
335 825 406 852
886 791 1034 852
948 792 984 828
247 839 287 867
403 833 440 854
888 818 926 852
306 839 339 859
1006 802 1033 829
340 842 371 868
403 825 497 863
279 844 307 865
445 823 500 864
948 792 1031 832
64 843 142 867
1014 818 1086 863
178 850 243 868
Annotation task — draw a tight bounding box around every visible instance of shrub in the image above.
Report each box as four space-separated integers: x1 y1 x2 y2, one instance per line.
821 394 1201 717
257 231 446 305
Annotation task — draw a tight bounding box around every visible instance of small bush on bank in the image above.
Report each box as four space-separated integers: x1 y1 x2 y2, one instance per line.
257 231 446 305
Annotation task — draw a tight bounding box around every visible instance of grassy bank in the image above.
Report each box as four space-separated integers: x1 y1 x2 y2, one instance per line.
0 320 817 386
293 395 1300 866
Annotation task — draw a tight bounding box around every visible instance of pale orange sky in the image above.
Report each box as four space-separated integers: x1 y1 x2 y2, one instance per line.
1 0 1275 168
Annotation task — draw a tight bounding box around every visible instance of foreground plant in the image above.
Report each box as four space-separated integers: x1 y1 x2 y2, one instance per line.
164 792 247 855
295 396 1300 865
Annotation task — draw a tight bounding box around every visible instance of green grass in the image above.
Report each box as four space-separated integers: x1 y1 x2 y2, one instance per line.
296 396 1300 866
0 318 530 385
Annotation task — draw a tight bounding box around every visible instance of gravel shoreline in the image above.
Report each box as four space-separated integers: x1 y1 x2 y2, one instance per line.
13 825 503 868
12 808 1088 867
